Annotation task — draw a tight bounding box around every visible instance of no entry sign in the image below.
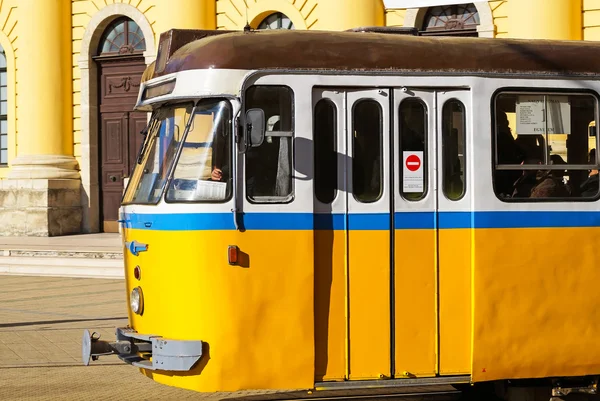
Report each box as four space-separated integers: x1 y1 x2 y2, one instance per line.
403 151 424 193
405 154 421 172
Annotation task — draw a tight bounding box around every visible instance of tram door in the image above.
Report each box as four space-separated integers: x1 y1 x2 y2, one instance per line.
314 87 472 382
393 88 471 377
314 88 391 381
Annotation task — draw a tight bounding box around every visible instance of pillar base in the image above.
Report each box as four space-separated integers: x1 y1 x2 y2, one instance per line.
0 179 82 236
8 155 80 180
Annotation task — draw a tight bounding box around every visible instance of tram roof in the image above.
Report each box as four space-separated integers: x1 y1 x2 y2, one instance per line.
152 29 600 79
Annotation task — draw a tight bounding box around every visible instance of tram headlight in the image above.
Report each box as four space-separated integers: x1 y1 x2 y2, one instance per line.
130 287 144 315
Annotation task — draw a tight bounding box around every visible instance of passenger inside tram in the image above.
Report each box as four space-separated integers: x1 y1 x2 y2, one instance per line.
494 94 598 199
580 149 599 197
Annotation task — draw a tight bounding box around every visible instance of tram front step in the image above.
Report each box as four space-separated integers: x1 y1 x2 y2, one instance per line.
0 250 123 279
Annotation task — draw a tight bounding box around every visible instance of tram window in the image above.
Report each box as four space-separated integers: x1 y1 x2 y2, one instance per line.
441 100 466 200
245 86 294 203
165 99 232 203
352 99 382 203
493 92 599 200
314 99 337 204
399 99 427 200
123 104 192 205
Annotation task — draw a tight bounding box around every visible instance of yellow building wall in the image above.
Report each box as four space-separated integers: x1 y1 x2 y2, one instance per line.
584 0 600 40
386 9 406 27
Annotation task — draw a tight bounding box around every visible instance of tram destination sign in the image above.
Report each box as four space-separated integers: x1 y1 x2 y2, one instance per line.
516 95 571 135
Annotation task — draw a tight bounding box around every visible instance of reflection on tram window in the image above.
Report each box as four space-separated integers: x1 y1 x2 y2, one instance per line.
123 103 193 205
165 100 232 203
399 99 427 201
494 92 599 200
442 99 466 200
352 99 382 203
245 85 294 203
314 99 337 204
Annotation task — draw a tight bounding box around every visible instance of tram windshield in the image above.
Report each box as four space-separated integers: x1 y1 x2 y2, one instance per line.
123 99 232 205
165 99 232 202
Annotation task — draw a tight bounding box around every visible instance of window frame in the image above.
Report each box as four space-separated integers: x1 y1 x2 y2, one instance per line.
441 98 467 201
257 12 295 30
164 99 234 205
97 17 146 56
399 97 429 201
313 98 338 204
491 87 600 202
243 84 295 204
351 98 384 204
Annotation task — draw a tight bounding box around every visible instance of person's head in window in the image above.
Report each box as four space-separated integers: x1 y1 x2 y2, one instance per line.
515 134 544 161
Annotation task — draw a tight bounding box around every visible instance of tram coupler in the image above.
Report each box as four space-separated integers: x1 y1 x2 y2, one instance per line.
551 377 599 400
82 327 203 371
81 329 151 366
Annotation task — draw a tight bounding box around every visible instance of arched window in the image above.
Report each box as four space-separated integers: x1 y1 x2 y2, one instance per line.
421 3 479 37
258 12 295 30
0 46 7 165
98 17 146 55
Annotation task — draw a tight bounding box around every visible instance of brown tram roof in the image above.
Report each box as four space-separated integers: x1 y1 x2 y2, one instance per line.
153 29 600 79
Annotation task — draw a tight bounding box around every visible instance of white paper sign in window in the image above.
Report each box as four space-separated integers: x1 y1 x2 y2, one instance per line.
516 95 571 135
403 151 424 193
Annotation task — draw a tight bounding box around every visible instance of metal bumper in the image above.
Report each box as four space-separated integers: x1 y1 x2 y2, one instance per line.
82 327 203 372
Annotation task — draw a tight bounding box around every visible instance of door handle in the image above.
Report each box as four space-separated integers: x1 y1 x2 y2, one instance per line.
109 175 117 182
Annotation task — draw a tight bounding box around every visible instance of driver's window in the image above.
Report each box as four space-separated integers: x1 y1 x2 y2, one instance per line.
245 85 294 203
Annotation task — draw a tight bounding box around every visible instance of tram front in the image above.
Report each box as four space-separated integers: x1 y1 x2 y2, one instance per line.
81 37 252 390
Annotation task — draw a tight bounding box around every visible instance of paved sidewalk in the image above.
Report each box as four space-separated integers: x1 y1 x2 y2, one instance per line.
0 233 122 252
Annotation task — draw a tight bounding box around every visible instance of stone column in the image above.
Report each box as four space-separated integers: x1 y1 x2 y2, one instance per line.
0 0 81 236
508 0 582 40
154 0 216 44
316 0 385 31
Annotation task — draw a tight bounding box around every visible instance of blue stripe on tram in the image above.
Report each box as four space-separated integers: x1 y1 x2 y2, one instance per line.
121 211 600 231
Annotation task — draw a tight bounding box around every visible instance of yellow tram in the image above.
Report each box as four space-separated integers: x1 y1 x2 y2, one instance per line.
83 28 600 399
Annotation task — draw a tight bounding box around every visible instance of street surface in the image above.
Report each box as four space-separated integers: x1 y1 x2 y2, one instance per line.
0 275 463 400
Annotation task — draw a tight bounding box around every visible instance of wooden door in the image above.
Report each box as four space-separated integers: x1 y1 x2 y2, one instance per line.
97 57 147 232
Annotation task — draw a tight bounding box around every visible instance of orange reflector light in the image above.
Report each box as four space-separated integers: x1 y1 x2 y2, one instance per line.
134 265 141 280
228 246 239 265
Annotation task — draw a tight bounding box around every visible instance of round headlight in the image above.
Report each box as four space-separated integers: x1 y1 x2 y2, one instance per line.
130 287 144 315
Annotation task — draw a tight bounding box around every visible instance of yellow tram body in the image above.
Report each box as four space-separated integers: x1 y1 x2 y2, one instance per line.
83 28 600 397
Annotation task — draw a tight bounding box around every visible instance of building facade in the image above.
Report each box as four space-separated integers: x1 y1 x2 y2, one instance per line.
0 0 594 236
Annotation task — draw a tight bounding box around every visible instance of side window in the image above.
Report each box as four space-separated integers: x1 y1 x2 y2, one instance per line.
399 99 427 200
314 99 337 204
353 99 382 203
494 92 598 200
245 86 294 203
441 99 466 200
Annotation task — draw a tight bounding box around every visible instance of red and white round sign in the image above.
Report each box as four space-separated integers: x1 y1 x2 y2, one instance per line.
405 154 421 172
